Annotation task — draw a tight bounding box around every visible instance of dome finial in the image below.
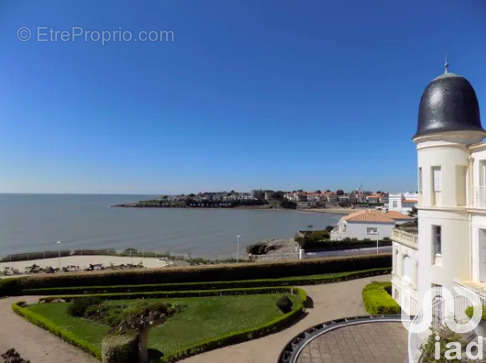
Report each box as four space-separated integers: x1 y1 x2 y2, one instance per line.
444 54 449 74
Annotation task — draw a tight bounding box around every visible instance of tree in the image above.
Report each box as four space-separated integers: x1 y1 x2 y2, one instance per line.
252 190 265 201
336 189 344 195
280 199 297 209
114 302 178 363
408 206 418 217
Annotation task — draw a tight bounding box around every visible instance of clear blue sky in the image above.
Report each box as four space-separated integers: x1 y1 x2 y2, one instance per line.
1 1 485 194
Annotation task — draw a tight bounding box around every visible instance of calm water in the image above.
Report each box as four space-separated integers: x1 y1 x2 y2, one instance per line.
0 194 341 259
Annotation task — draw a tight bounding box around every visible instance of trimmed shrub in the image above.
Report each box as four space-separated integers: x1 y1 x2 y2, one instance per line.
362 281 400 314
276 296 293 313
301 238 392 251
15 288 307 363
39 287 303 302
101 333 138 363
465 305 486 321
12 254 391 293
25 267 391 296
11 302 101 359
67 297 102 317
0 278 22 297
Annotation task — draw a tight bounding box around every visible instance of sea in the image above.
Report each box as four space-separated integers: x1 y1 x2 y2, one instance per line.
0 194 341 259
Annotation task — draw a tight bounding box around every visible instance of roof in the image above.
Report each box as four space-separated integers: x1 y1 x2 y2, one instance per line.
402 199 417 203
414 72 484 138
341 209 412 223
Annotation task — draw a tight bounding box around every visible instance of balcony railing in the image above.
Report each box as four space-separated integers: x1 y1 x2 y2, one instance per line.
391 228 418 249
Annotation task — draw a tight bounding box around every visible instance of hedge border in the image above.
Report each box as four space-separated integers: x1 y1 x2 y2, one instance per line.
362 281 400 315
37 286 305 302
24 267 391 296
3 254 391 295
164 288 307 362
12 302 102 359
13 287 307 362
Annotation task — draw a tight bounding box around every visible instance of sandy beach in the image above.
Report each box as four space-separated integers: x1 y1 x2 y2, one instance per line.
0 255 171 275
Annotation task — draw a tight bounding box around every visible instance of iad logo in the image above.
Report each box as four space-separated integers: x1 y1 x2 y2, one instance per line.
400 285 484 362
403 285 482 334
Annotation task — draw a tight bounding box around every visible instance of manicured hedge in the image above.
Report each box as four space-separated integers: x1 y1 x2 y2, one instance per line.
24 267 391 296
163 288 307 362
301 238 392 251
12 302 102 359
13 287 307 363
5 254 391 295
37 287 305 303
0 278 22 296
101 333 138 363
362 281 400 314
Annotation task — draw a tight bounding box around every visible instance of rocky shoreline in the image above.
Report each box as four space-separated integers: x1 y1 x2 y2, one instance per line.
248 238 300 261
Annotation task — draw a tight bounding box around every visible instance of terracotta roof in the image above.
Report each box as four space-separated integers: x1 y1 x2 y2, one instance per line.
402 199 418 203
342 209 412 223
385 210 413 219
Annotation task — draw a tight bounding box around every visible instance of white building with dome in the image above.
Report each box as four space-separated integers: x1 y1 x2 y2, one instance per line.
392 63 486 316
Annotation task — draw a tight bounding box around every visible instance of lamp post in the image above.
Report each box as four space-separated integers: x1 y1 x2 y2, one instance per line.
56 241 62 271
236 234 241 262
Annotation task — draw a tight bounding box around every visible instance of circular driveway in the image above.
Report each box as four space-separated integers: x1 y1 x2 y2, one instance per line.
296 321 407 363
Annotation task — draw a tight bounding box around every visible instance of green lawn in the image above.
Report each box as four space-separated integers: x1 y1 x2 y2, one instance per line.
27 293 299 358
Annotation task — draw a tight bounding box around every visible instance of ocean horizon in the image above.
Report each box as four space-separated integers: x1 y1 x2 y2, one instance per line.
0 193 341 259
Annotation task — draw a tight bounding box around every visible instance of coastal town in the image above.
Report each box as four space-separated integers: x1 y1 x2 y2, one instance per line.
115 189 418 211
1 2 483 363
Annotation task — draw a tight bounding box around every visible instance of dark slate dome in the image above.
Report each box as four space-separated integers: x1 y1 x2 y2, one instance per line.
414 72 483 138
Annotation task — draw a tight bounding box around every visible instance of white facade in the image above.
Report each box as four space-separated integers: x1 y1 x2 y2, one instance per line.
331 209 412 241
335 221 395 240
390 68 486 320
392 131 486 315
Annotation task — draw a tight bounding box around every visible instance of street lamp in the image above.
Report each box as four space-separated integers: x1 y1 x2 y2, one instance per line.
56 241 62 271
236 234 241 262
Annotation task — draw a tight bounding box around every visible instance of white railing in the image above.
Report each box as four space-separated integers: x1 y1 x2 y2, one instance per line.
392 228 418 248
475 186 486 209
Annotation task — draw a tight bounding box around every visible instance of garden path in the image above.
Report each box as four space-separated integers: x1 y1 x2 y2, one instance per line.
181 275 391 363
0 296 98 363
0 275 390 363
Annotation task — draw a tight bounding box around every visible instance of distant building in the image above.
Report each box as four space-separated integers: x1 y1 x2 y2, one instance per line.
331 209 412 241
365 194 381 204
388 193 418 214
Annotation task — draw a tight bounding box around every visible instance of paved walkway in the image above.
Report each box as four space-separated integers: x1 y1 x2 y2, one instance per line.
182 275 391 363
0 296 97 363
297 322 407 363
0 275 391 363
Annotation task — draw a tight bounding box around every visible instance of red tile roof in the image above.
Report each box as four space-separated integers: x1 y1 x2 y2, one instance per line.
342 209 412 223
